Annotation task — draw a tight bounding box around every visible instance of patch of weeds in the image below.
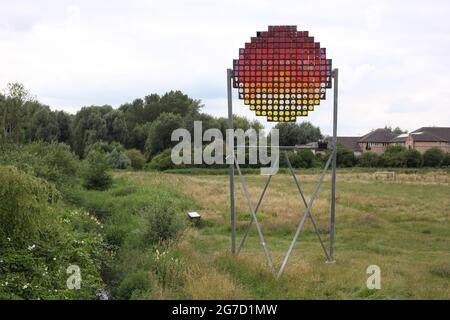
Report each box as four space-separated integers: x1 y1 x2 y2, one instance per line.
430 264 450 278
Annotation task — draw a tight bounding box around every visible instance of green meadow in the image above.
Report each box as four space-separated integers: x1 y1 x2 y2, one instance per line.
102 169 450 299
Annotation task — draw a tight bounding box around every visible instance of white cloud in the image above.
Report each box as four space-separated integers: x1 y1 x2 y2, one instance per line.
0 0 449 135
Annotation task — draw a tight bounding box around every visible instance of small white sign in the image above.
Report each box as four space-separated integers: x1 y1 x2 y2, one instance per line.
187 211 201 219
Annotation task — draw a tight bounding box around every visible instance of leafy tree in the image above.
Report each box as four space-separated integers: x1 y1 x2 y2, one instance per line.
158 91 202 119
82 150 113 190
105 110 128 145
72 106 111 157
359 152 380 167
423 148 445 167
84 140 117 155
119 98 145 128
142 94 162 122
275 121 322 146
56 111 73 145
385 126 407 134
145 113 183 157
126 149 146 170
216 115 263 138
30 107 59 142
1 83 35 143
127 123 149 151
183 112 219 136
107 148 131 169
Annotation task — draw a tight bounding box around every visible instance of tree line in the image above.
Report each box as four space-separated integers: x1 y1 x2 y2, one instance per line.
0 83 265 158
0 83 326 166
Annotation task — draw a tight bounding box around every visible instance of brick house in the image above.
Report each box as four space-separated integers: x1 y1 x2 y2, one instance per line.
318 127 450 156
405 127 450 154
358 128 398 154
390 133 409 147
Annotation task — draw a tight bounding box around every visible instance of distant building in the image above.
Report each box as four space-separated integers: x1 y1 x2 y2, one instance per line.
358 128 398 154
299 126 450 156
389 133 408 147
324 136 361 156
405 127 450 154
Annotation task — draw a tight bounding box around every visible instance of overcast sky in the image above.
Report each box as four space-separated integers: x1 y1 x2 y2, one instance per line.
1 0 449 136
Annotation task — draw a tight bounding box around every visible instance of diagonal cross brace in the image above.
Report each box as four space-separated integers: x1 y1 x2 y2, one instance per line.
277 152 334 278
284 151 331 261
232 152 276 275
237 174 272 255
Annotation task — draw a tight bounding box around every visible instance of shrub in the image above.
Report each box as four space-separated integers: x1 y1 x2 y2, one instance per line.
143 198 185 245
442 154 450 167
126 149 146 170
150 248 184 289
289 150 315 168
336 146 356 167
147 149 174 171
82 151 113 190
0 142 79 189
380 145 407 167
403 149 422 168
359 152 380 167
108 148 131 169
423 148 445 167
84 141 125 156
0 166 105 299
0 165 59 242
115 271 155 299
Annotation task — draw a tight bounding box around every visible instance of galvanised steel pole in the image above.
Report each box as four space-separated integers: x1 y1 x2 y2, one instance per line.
227 68 236 255
329 68 338 262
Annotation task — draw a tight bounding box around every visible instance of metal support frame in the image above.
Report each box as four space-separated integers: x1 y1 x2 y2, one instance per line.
227 69 236 255
226 68 339 277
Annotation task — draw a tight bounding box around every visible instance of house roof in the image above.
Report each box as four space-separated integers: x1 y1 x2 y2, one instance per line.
410 127 450 142
390 133 409 143
337 136 361 151
358 128 398 143
325 136 361 152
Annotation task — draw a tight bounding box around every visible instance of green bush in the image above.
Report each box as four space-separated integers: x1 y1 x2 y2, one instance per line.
107 148 131 169
403 149 422 168
115 271 155 300
359 152 380 167
380 145 407 167
126 149 146 170
82 151 113 190
143 198 185 245
314 152 325 167
147 149 174 171
288 150 315 168
442 154 450 167
0 166 105 299
84 141 125 156
423 148 445 167
336 146 356 167
0 165 59 243
0 142 79 189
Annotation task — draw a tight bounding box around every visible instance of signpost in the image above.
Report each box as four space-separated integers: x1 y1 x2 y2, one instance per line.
227 26 338 277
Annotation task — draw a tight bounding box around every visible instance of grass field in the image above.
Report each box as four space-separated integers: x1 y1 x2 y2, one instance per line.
114 169 450 299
